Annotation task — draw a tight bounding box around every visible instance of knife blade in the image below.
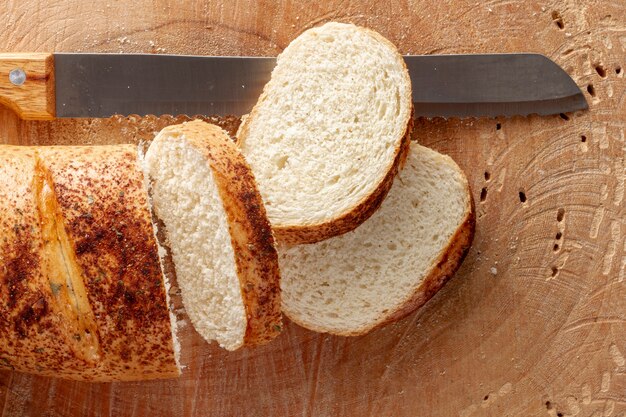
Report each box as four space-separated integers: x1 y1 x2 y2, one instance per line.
0 53 587 120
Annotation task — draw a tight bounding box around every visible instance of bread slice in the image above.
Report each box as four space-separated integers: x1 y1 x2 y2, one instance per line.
278 144 475 336
143 120 282 350
237 22 413 245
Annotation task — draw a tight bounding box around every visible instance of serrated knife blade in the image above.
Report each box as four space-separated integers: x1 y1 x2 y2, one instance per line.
47 53 587 118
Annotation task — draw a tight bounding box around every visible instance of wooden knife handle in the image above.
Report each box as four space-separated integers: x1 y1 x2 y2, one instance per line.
0 53 55 120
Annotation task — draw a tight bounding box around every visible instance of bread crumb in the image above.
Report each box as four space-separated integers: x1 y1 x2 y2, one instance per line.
490 267 498 275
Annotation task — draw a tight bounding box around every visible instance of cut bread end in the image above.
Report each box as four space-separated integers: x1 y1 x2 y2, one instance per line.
138 143 182 370
237 22 413 244
143 120 282 350
278 143 475 336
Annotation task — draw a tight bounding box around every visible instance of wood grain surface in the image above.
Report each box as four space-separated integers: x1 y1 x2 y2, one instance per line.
0 0 625 416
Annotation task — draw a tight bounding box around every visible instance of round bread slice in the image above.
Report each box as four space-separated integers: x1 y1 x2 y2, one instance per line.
143 120 282 350
237 22 413 245
279 144 475 336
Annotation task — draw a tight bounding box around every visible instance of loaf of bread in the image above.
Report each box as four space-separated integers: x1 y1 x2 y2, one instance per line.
0 120 284 379
237 22 413 245
279 144 475 336
143 121 282 350
0 21 475 378
0 144 180 381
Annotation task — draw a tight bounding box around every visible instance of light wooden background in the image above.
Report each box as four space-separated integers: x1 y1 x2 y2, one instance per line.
0 0 625 416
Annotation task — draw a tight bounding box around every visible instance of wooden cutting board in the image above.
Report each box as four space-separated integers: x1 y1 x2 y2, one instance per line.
1 1 625 416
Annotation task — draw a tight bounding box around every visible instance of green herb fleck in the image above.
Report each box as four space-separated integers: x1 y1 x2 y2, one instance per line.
34 347 44 354
273 324 282 332
91 269 106 285
119 191 125 197
50 282 63 295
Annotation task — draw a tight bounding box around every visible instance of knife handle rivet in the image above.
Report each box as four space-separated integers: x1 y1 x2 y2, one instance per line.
9 68 26 86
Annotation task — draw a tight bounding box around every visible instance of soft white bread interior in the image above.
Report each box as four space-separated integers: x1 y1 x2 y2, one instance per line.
143 120 282 351
279 144 475 336
237 22 413 244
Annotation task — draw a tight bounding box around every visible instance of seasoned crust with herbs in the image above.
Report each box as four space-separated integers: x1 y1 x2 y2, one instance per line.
0 144 180 381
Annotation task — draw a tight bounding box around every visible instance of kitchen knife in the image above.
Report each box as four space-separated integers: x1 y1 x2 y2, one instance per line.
0 53 587 120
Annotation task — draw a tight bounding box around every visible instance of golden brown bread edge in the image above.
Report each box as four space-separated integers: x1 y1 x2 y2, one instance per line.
158 121 282 345
0 144 179 381
284 183 476 337
236 24 414 246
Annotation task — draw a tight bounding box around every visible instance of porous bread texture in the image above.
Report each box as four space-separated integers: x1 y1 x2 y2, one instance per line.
237 22 413 244
279 144 474 336
143 132 246 351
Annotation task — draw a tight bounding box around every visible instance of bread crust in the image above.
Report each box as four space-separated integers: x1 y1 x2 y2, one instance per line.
0 145 179 381
159 121 282 346
237 23 414 245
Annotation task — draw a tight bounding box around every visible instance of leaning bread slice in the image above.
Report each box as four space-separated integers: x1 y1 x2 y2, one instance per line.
237 22 413 244
143 120 282 350
279 144 474 336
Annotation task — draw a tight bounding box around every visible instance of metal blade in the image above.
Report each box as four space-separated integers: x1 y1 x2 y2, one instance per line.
406 53 588 117
55 54 275 118
54 53 587 118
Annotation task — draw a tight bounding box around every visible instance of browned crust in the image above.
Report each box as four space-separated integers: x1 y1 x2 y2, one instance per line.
0 144 179 381
237 23 413 245
283 179 475 337
163 121 282 346
0 146 74 377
